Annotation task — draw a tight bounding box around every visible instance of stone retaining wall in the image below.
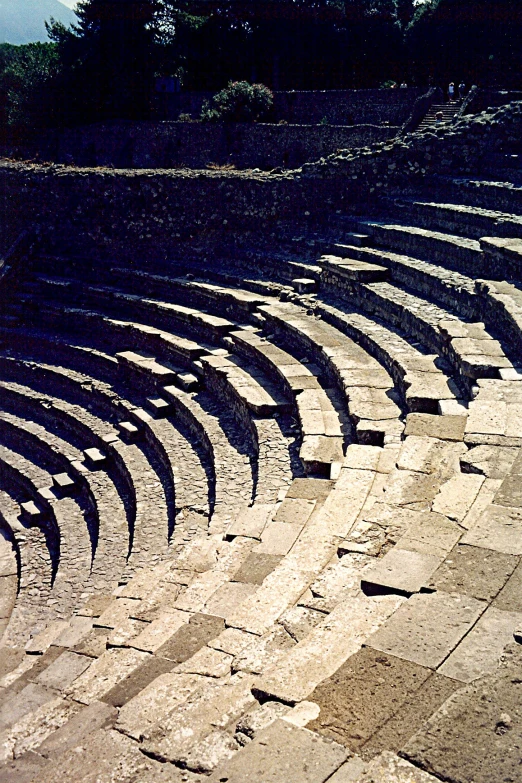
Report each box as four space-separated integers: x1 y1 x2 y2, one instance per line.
1 101 520 262
6 122 398 171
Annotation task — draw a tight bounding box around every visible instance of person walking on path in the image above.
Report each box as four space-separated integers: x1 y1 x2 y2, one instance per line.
459 82 466 100
448 82 455 102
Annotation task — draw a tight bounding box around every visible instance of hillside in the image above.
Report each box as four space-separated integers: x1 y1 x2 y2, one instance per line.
1 0 76 45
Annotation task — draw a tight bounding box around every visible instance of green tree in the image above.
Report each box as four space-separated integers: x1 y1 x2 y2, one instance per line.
0 42 61 131
48 0 160 122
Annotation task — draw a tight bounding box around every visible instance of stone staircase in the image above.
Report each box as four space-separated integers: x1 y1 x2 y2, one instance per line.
1 169 522 783
417 102 460 131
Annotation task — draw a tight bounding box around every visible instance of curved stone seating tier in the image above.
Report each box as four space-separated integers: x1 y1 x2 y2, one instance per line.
0 376 171 579
0 410 130 600
257 302 404 449
0 494 19 641
391 200 522 242
4 152 522 782
0 444 95 630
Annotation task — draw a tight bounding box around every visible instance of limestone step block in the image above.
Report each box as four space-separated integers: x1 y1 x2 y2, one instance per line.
292 278 318 293
360 222 484 277
465 378 522 447
439 321 511 380
207 719 348 783
65 648 150 705
130 610 189 654
115 671 203 742
30 726 163 783
110 267 268 317
493 560 522 613
367 591 485 670
175 646 233 679
83 447 107 468
228 329 319 395
402 643 522 783
106 618 148 649
439 605 522 683
225 504 275 541
34 650 92 691
354 751 444 782
253 592 403 705
396 435 466 476
232 552 283 585
427 543 519 602
51 472 76 496
0 695 81 763
37 701 118 760
462 503 522 555
173 539 254 614
93 598 141 630
145 396 172 418
361 548 444 596
404 413 466 442
480 236 522 274
177 371 199 391
327 757 367 782
226 469 375 636
400 200 522 242
0 682 59 734
208 628 257 657
202 582 258 621
327 237 477 313
393 511 462 560
101 654 176 708
300 435 344 476
117 420 140 443
319 255 388 283
141 673 257 766
25 621 70 655
155 613 225 664
199 353 291 416
431 472 485 522
20 500 44 523
359 668 459 762
296 388 343 438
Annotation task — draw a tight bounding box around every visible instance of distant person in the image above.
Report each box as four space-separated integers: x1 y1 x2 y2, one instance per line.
459 82 466 100
448 82 455 102
436 111 444 125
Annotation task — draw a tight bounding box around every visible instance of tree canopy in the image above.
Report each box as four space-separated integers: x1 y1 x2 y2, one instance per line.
1 0 521 131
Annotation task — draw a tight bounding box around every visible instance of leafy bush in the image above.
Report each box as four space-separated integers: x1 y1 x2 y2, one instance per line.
201 81 273 123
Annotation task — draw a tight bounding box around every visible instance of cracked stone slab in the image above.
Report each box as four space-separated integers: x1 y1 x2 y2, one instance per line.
367 591 485 669
232 553 283 585
360 671 459 761
431 473 485 522
439 606 522 683
307 647 434 751
253 592 404 705
362 548 443 595
403 643 522 783
207 720 348 783
461 503 522 555
34 651 92 691
156 613 225 663
427 543 519 602
225 504 275 540
404 414 466 442
115 672 203 742
65 648 150 705
38 701 118 758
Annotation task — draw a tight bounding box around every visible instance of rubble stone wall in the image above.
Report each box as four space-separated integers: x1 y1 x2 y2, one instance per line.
7 122 398 171
1 101 520 263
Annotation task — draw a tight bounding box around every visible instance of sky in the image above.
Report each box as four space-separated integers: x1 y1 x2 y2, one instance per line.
58 0 77 7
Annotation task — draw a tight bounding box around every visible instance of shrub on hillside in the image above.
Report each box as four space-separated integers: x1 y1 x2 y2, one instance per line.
201 81 273 123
